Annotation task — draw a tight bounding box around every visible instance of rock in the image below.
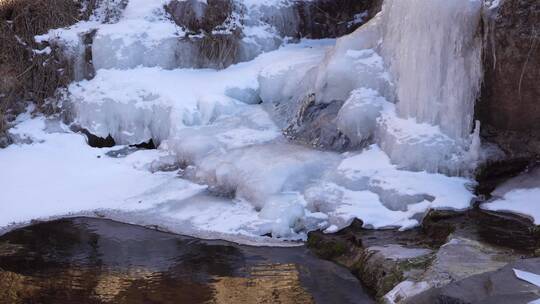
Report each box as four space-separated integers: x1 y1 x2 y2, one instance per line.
406 258 540 304
293 0 383 39
307 220 436 298
166 0 234 33
476 0 540 160
421 210 464 245
421 237 515 287
307 209 538 302
476 209 540 252
474 158 531 197
306 231 351 260
284 97 357 151
357 245 433 298
71 125 116 148
384 237 518 303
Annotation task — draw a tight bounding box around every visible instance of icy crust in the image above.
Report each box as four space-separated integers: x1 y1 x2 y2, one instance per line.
305 145 473 231
0 115 474 241
70 40 332 145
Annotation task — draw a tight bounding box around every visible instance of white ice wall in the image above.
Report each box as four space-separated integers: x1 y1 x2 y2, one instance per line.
380 0 483 140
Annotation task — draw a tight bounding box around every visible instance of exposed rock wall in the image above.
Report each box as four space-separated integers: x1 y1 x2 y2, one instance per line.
477 0 540 160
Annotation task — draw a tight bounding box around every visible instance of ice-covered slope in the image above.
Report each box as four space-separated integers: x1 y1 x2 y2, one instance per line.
0 0 484 243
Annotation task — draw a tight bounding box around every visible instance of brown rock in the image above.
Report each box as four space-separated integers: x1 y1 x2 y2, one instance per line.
476 0 540 159
293 0 383 39
475 209 540 252
166 0 234 33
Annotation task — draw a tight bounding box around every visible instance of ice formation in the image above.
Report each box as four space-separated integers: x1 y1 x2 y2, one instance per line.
0 0 487 243
379 0 483 140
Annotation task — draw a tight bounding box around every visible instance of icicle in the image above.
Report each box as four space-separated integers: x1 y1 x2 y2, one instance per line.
379 0 483 140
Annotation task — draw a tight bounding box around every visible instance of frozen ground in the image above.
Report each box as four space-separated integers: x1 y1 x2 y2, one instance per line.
0 0 489 244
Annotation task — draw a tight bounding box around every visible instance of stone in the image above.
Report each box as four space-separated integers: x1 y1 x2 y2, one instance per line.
357 245 433 298
293 0 383 39
284 98 358 151
420 237 515 287
476 0 540 160
406 258 540 304
475 209 540 252
166 0 234 33
384 237 518 303
474 158 531 197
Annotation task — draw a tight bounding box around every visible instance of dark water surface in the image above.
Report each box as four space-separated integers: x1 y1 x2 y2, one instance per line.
0 217 373 304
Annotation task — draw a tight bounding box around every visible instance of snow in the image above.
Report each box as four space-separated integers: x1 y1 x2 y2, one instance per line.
383 280 431 304
71 40 332 145
483 188 540 224
304 145 474 231
0 113 474 242
514 269 540 287
1 0 484 244
482 167 540 224
0 116 205 228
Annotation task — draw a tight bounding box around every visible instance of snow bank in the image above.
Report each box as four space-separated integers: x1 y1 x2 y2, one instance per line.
0 116 205 228
482 167 540 224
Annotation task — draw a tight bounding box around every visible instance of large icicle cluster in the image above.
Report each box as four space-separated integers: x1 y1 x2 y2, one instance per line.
265 0 484 174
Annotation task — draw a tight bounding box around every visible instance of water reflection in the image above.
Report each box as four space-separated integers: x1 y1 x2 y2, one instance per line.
0 217 373 304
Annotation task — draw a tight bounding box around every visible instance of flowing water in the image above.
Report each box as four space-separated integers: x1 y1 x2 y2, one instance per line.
0 217 373 304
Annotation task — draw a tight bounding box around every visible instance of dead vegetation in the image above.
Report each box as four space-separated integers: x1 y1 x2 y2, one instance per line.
0 0 96 139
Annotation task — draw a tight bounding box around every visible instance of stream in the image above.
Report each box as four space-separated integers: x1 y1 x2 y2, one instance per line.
0 217 373 303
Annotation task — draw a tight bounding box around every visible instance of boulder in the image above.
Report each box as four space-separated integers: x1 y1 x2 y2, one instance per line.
475 209 540 251
166 0 234 33
293 0 383 39
407 258 540 304
284 97 357 151
476 0 540 160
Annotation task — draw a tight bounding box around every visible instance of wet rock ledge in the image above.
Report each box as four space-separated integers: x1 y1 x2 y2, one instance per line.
307 209 540 303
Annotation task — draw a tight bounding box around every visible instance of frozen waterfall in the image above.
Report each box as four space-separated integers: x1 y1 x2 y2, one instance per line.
0 0 485 242
380 0 483 141
268 0 485 174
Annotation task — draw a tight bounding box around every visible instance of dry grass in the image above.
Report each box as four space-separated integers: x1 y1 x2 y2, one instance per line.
0 0 96 137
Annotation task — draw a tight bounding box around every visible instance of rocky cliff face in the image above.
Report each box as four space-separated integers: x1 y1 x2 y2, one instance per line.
477 0 540 161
